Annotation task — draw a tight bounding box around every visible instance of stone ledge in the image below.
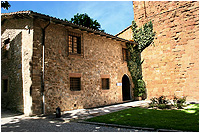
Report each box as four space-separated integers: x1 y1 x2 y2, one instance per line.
157 129 181 132
78 120 143 130
78 120 183 132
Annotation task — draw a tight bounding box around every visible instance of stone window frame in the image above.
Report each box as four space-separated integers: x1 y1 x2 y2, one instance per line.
1 76 9 93
69 73 82 92
101 74 110 90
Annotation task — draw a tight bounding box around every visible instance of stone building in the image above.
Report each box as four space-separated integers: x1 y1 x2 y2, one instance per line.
117 1 199 101
1 11 136 115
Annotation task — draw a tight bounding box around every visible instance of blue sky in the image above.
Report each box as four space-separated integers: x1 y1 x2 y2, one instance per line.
1 1 134 35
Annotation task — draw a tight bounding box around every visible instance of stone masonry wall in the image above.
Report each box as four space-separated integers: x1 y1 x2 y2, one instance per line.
116 26 132 40
22 26 34 116
1 17 33 114
33 19 134 114
133 1 199 101
32 18 48 114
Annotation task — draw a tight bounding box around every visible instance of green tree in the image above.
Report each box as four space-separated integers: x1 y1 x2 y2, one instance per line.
127 20 155 98
132 20 155 52
66 13 104 32
1 1 11 10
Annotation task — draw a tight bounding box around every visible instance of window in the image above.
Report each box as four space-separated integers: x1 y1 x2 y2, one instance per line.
122 48 130 61
2 38 10 59
70 77 81 91
102 78 109 90
2 79 8 93
68 33 81 54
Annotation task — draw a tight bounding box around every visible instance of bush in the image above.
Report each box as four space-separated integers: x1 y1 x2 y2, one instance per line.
150 97 158 104
149 96 169 109
158 104 167 109
149 95 186 109
158 96 169 104
136 79 146 97
173 96 187 109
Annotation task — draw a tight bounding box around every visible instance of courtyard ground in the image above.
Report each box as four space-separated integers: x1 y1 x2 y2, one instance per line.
2 100 196 132
1 101 149 132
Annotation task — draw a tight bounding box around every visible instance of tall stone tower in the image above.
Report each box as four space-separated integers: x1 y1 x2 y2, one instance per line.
133 1 199 101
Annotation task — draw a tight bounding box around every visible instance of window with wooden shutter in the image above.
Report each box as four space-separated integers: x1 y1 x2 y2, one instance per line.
68 32 81 55
122 48 130 61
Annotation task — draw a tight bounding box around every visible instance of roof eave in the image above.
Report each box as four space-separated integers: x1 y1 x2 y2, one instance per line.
1 10 135 44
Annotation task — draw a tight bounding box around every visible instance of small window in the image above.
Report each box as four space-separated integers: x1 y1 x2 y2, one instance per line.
68 33 81 54
122 48 130 61
70 77 81 91
2 79 8 93
2 38 10 59
102 78 109 90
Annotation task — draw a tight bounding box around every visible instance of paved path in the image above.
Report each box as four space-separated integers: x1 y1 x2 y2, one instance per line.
1 101 152 132
61 100 150 121
1 117 145 132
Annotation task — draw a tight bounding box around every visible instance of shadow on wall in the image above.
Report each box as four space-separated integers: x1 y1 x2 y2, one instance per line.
1 31 24 112
1 29 34 116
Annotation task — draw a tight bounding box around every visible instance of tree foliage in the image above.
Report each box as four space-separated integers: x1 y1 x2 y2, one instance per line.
1 1 11 10
127 20 155 98
132 20 155 52
66 13 104 32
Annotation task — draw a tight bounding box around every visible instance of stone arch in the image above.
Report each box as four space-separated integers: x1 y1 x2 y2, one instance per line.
122 74 132 101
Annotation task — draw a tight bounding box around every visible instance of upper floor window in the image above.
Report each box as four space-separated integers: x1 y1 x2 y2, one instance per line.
68 32 81 55
122 48 130 62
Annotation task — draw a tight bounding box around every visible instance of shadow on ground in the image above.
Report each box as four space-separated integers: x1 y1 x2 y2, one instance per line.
1 112 139 132
1 101 150 132
1 116 72 132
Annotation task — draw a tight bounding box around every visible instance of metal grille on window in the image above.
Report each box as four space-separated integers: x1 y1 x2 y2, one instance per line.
73 36 77 53
69 36 73 53
70 77 81 91
102 78 109 89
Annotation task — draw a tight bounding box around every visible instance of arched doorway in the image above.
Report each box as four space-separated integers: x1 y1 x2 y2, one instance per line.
122 74 131 101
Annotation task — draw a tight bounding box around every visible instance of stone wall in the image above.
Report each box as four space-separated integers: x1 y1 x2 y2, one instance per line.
133 1 199 101
1 17 33 114
2 13 135 115
116 26 132 40
22 24 34 116
31 18 47 115
32 19 134 114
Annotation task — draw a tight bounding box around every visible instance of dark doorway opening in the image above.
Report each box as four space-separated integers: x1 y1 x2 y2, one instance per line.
122 75 131 101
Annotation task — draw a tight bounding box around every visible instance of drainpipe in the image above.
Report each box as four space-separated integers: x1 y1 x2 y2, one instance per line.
41 19 51 114
144 1 147 18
